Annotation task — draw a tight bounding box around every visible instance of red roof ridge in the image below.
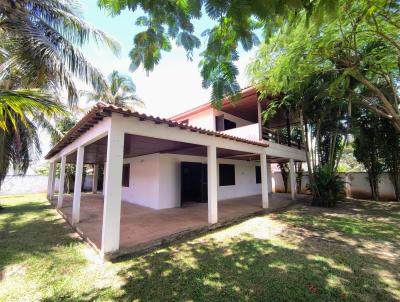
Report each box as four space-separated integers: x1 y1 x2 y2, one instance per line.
45 101 268 160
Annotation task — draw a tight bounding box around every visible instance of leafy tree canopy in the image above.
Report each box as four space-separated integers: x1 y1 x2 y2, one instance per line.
98 0 338 105
248 0 400 132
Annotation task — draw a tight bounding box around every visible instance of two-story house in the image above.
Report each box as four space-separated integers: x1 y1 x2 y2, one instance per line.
45 86 306 257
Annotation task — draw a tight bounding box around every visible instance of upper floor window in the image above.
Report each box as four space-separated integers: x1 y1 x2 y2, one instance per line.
215 115 236 131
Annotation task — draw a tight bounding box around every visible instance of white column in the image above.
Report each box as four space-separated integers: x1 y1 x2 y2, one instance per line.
267 162 272 193
72 146 85 225
101 119 124 255
92 164 99 194
260 153 269 209
207 145 218 224
57 155 66 209
289 158 297 200
102 163 107 196
47 161 56 201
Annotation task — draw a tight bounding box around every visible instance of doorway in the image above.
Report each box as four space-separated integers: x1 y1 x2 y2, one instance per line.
181 162 208 205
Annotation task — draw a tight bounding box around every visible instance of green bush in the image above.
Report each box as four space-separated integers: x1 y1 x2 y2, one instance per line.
309 164 345 207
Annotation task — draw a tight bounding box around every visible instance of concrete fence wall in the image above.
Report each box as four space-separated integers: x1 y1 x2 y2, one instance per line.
0 172 397 201
272 171 397 201
0 175 94 196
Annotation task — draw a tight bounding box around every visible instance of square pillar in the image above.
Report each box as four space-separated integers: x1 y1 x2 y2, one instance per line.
47 161 56 202
92 164 99 194
207 145 218 224
102 163 107 196
289 158 297 200
260 153 269 209
101 119 124 255
57 155 66 209
267 162 272 193
72 146 85 225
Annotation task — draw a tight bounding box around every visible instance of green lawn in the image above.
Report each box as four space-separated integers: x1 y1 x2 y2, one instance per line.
0 194 399 301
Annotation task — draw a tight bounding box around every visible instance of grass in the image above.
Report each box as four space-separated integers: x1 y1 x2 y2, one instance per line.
0 194 399 301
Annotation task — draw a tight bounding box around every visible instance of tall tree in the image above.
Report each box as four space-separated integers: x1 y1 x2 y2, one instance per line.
0 90 64 187
0 0 120 105
0 0 119 186
82 70 144 110
248 0 400 133
97 0 338 104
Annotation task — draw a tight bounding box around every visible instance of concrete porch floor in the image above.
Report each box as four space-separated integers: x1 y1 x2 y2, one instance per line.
53 193 310 256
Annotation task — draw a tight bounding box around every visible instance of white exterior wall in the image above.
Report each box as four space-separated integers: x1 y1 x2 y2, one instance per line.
185 108 253 131
121 154 160 208
186 109 216 130
119 153 261 210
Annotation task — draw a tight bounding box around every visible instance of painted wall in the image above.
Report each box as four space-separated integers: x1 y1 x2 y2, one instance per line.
119 153 262 209
186 109 216 130
121 154 160 208
273 171 397 201
222 123 260 141
186 108 253 131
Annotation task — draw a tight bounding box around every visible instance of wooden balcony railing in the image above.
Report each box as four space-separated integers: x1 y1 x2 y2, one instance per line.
262 127 304 149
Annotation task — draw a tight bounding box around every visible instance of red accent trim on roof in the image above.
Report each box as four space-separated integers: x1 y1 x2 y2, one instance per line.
45 102 268 160
169 86 257 122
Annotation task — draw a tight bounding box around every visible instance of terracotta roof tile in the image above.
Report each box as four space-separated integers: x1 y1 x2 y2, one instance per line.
45 102 268 160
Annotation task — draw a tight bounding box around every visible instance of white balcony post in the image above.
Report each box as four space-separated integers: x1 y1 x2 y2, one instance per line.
207 145 218 224
101 118 124 255
260 153 269 209
47 161 56 201
289 158 297 200
92 164 99 194
72 146 85 225
57 155 66 209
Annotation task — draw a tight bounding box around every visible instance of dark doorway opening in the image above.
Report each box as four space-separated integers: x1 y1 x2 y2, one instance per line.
181 162 208 205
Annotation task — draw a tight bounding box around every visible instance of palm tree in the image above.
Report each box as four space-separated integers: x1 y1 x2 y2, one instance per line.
0 89 65 188
0 0 119 189
82 70 144 110
0 0 120 105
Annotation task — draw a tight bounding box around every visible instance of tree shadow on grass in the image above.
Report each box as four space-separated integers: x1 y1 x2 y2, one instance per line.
0 197 83 278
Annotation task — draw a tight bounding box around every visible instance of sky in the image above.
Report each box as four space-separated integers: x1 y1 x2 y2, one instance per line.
79 0 255 118
35 0 256 168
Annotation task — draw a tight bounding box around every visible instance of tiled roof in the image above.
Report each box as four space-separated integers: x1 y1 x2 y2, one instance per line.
45 103 268 160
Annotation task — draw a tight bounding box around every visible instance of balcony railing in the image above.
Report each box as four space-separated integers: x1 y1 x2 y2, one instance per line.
262 127 304 149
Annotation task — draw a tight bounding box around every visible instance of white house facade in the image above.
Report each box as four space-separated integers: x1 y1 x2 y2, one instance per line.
45 87 306 257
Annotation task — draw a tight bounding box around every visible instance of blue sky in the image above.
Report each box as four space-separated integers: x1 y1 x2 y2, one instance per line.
79 0 254 118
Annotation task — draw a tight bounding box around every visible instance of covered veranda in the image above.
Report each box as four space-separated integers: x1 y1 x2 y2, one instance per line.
53 192 308 256
45 104 307 258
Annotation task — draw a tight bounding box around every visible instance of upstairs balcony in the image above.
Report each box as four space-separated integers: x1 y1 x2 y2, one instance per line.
222 123 304 150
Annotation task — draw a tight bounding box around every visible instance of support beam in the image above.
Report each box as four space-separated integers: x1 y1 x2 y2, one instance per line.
47 161 56 202
260 153 269 208
92 164 99 194
101 120 125 255
289 158 297 200
57 156 66 209
207 145 218 224
72 146 85 225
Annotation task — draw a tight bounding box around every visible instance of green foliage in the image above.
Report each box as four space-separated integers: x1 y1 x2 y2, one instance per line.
310 164 345 207
248 0 400 132
0 0 120 105
98 0 338 103
0 89 65 187
81 70 144 110
352 108 400 201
